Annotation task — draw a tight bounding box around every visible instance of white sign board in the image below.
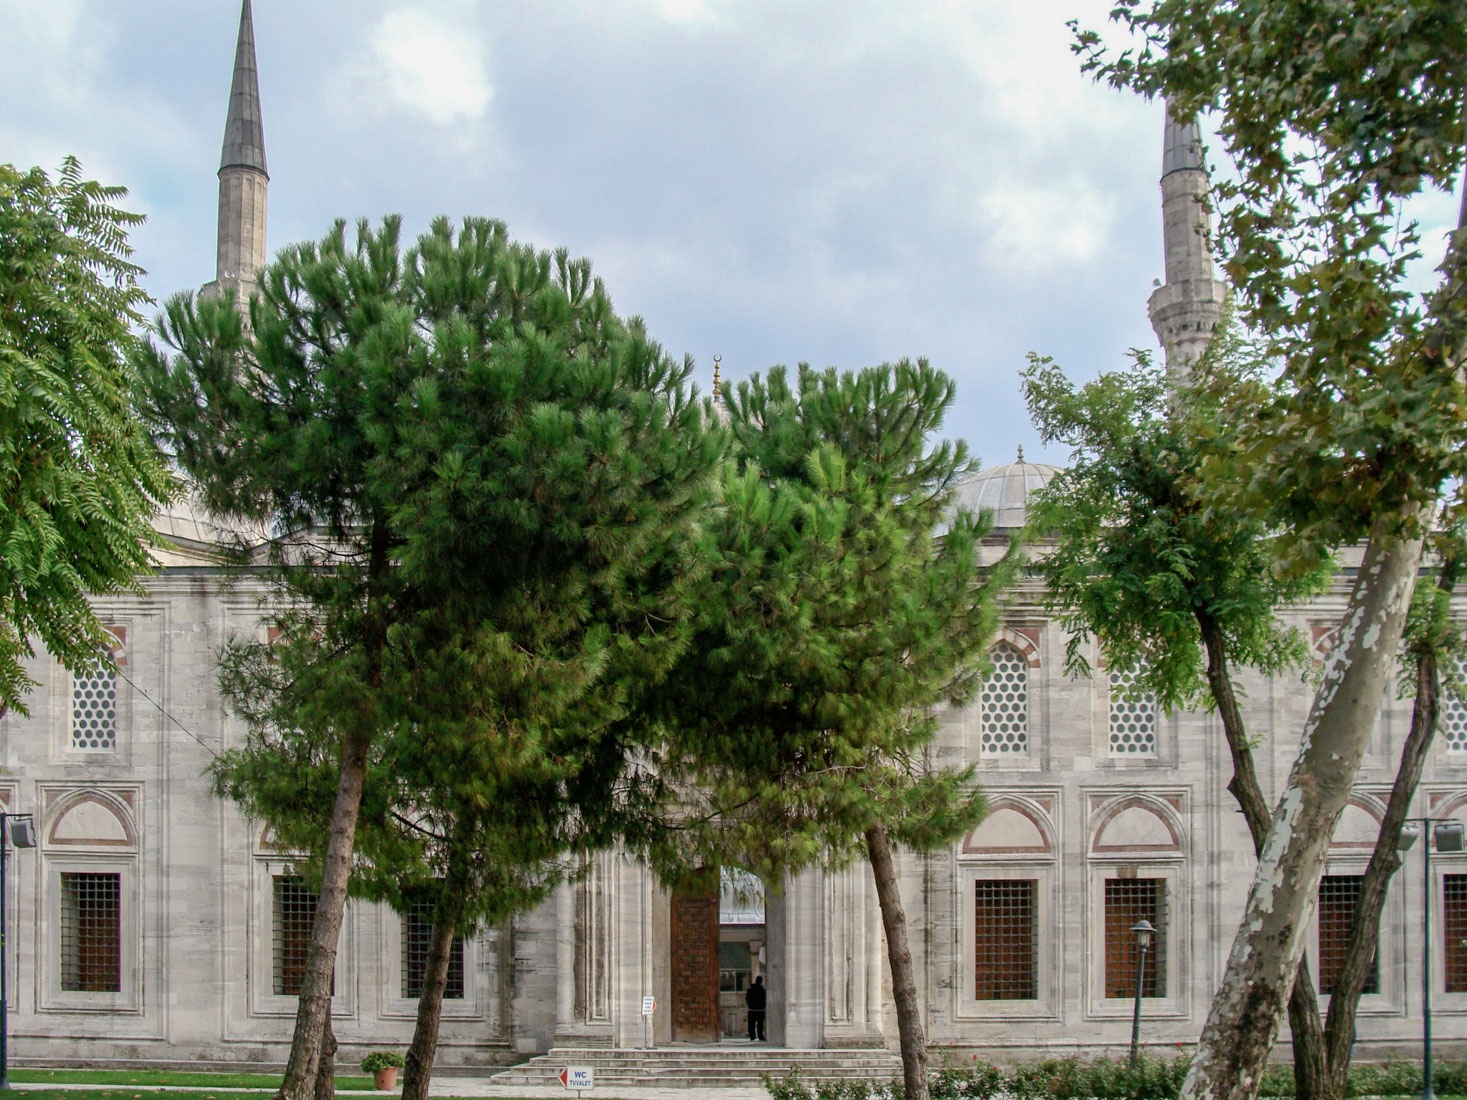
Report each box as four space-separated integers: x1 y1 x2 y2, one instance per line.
560 1066 594 1090
641 995 656 1016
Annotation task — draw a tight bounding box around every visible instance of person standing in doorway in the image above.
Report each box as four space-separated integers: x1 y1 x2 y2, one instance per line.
745 974 767 1041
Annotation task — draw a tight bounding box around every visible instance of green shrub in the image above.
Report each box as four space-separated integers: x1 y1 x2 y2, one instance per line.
359 1051 405 1074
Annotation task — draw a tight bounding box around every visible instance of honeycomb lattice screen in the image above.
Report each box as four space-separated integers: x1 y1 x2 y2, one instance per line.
71 663 117 751
1108 665 1157 755
981 644 1029 754
1443 654 1467 753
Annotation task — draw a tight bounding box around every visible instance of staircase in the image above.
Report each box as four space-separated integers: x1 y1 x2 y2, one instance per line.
489 1045 903 1090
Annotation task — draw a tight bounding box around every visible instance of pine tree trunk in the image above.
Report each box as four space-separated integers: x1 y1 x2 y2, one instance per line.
276 731 373 1100
313 1016 337 1100
1180 512 1423 1100
1196 610 1329 1100
865 821 927 1100
402 916 459 1100
1321 602 1447 1097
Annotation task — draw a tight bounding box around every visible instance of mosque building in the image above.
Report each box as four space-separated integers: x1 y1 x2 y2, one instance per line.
5 0 1466 1075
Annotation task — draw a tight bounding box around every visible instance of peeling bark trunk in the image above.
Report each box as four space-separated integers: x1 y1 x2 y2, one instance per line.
1180 513 1424 1100
312 1016 337 1100
1321 575 1449 1098
402 915 459 1100
865 821 927 1100
1196 610 1328 1100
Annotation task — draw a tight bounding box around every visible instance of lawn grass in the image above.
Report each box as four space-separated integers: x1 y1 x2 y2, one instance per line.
10 1071 375 1090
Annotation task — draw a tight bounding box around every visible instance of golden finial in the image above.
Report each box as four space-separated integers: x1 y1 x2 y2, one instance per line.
1017 444 1024 463
712 355 723 406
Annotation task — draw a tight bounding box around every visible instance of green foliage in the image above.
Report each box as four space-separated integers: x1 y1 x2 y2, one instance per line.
140 215 723 928
359 1052 405 1074
0 158 175 714
1073 0 1467 563
1021 327 1325 714
650 361 1008 881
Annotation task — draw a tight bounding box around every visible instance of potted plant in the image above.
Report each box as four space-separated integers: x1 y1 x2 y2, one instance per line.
361 1050 406 1091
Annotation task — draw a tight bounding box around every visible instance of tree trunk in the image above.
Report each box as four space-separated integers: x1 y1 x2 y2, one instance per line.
276 731 373 1100
1321 577 1449 1097
1196 609 1329 1100
313 1016 337 1100
865 821 927 1100
1180 512 1424 1100
402 914 459 1100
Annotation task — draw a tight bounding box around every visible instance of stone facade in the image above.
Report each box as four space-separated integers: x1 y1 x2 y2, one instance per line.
2 1 1464 1072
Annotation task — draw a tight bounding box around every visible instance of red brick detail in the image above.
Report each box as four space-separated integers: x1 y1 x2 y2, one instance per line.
670 886 719 1042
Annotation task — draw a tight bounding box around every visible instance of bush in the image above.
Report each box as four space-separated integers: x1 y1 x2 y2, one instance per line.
360 1051 405 1074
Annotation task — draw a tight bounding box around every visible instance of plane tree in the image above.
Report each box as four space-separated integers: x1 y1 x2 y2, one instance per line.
138 215 721 1100
1073 3 1467 1097
646 362 1012 1100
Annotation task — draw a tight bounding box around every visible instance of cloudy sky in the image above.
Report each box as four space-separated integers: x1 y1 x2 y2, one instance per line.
5 1 1195 467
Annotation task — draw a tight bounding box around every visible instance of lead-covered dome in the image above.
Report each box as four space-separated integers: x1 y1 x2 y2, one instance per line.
953 449 1061 530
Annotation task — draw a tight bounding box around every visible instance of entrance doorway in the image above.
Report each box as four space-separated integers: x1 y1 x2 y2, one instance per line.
717 868 764 1040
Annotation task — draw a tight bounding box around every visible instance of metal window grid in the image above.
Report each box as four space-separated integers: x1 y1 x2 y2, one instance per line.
1317 874 1379 995
60 872 121 992
1108 666 1157 754
71 664 117 751
974 880 1037 1000
1444 874 1467 994
1104 878 1166 999
273 875 318 996
401 897 465 999
981 645 1029 754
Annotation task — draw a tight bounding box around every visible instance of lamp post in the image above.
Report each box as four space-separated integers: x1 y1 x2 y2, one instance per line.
1129 919 1155 1071
0 813 35 1091
1399 817 1465 1100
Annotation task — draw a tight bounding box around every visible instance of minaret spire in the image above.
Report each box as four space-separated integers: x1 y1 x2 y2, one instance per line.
204 0 269 301
1147 102 1226 385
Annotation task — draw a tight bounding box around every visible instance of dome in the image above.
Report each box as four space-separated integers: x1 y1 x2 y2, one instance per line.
954 448 1061 529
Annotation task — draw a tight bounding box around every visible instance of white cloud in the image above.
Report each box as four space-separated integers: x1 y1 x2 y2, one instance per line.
978 183 1114 275
370 8 493 126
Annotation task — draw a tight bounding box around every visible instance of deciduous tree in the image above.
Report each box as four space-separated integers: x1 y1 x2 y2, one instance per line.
0 159 174 715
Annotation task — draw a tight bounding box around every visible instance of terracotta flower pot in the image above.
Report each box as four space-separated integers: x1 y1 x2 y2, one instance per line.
373 1067 399 1091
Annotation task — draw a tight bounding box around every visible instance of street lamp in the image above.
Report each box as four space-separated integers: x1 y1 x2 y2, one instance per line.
0 813 35 1091
1399 817 1464 1100
1129 919 1156 1070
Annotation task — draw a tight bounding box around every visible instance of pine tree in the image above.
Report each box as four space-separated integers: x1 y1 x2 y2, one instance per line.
139 216 721 1100
649 362 1011 1100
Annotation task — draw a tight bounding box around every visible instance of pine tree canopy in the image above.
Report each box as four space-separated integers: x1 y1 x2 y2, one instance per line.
0 159 175 716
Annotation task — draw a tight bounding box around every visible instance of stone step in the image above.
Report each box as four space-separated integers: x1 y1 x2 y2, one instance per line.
491 1047 902 1088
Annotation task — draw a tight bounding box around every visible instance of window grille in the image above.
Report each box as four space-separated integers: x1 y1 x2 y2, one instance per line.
974 879 1037 999
71 663 117 751
401 897 464 999
981 645 1029 754
1443 654 1467 753
60 872 121 992
1444 874 1467 993
1104 878 1166 998
1317 875 1378 995
1108 665 1157 755
273 875 319 996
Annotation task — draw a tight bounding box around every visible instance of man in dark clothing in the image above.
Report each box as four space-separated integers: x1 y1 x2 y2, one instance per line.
745 974 767 1041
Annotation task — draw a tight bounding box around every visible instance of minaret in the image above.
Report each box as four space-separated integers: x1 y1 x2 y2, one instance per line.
1147 103 1226 384
203 0 268 301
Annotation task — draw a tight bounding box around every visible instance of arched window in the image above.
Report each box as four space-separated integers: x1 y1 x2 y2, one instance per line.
981 644 1029 754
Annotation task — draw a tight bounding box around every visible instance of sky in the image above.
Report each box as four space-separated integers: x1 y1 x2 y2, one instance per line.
2 1 1232 468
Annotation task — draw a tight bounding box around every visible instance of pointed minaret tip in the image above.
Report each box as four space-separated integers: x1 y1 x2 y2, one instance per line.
221 0 268 178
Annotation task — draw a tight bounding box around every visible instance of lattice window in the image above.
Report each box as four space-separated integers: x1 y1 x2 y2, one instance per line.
273 875 319 996
974 880 1037 999
981 644 1029 754
71 663 117 751
1444 875 1467 994
1443 654 1467 753
1104 878 1166 998
60 872 121 992
1317 874 1378 995
401 897 464 999
1108 665 1157 755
